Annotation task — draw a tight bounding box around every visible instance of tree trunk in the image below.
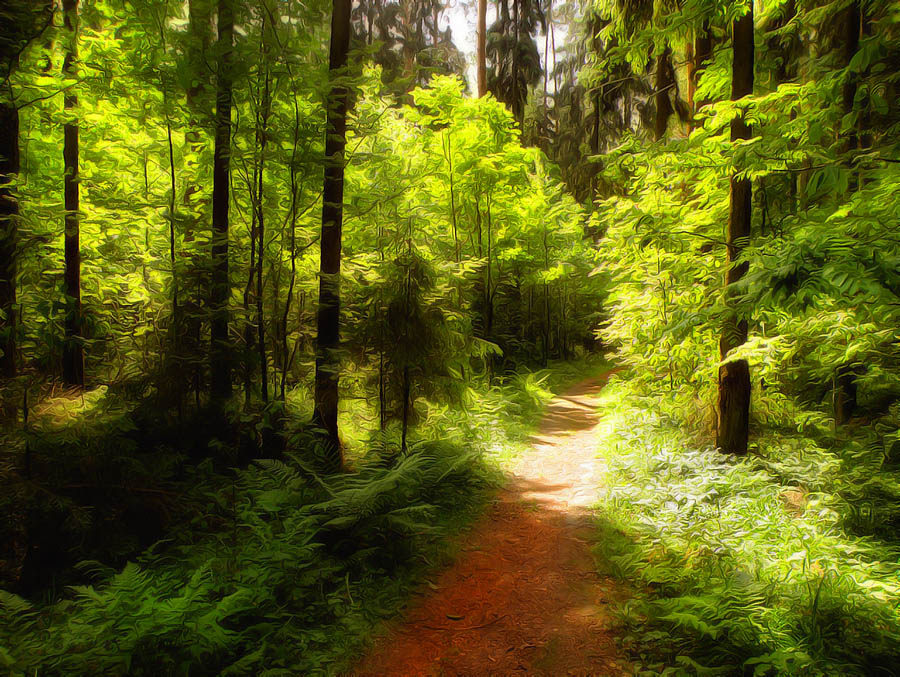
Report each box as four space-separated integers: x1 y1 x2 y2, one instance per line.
716 7 754 455
834 2 866 423
689 21 712 116
512 0 520 123
182 0 213 408
841 1 861 156
0 102 18 384
62 0 83 387
314 0 352 468
591 89 600 195
654 46 674 141
400 365 410 452
210 0 234 402
476 0 487 97
256 54 270 404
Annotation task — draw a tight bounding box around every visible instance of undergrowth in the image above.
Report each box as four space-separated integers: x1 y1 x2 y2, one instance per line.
0 438 494 675
591 375 900 676
0 358 605 674
427 355 612 466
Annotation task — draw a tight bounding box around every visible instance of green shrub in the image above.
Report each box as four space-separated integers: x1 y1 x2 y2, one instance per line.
592 378 900 676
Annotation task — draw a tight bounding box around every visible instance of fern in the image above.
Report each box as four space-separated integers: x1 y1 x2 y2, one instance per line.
592 379 900 675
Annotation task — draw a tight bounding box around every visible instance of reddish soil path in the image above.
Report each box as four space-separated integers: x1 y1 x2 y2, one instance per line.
352 373 628 676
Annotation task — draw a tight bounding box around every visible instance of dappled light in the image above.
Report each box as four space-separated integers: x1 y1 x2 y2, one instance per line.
2 0 900 673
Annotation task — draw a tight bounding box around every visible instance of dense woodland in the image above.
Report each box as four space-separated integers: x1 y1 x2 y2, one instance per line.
1 0 900 673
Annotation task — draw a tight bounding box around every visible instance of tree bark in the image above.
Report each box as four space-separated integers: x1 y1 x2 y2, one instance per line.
62 0 83 387
210 0 234 402
654 46 674 141
512 0 520 122
256 63 269 404
0 102 18 383
841 1 861 155
689 21 713 115
834 2 865 423
717 6 754 455
476 0 487 96
314 0 352 467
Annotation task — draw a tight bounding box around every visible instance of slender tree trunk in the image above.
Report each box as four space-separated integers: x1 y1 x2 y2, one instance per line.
685 41 694 114
543 0 550 117
62 0 83 387
476 0 487 96
210 0 234 402
184 0 213 407
256 60 270 404
281 86 303 402
691 22 712 109
0 101 18 384
841 1 861 158
242 174 257 407
717 7 754 455
485 192 493 339
400 365 410 452
835 1 865 424
542 224 550 365
443 130 463 308
550 12 558 96
512 0 520 123
591 89 600 195
623 86 632 130
314 0 352 466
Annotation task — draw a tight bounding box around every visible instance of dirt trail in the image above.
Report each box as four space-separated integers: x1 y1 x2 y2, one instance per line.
352 373 627 676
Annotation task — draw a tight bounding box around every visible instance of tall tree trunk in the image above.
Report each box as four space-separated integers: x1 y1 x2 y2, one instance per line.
591 89 600 196
477 0 487 97
512 0 520 122
62 0 83 387
210 0 234 402
314 0 352 467
242 171 257 407
255 23 271 405
183 0 213 408
717 6 754 455
281 85 303 401
443 130 462 309
841 1 861 158
835 1 865 424
543 0 550 117
0 101 18 385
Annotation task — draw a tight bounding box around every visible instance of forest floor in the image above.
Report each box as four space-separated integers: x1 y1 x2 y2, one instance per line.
353 373 629 676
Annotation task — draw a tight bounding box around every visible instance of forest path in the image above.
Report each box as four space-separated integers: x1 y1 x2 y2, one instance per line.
352 372 627 676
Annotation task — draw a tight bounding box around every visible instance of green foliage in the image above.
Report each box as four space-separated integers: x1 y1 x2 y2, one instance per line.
591 378 900 675
0 438 493 675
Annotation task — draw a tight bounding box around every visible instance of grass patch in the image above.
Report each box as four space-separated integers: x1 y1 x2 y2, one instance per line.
591 375 900 676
